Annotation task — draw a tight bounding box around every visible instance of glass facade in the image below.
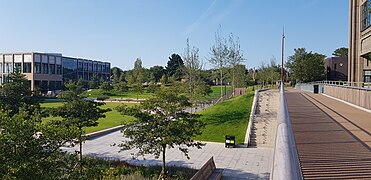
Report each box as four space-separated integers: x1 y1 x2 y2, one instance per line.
362 0 371 31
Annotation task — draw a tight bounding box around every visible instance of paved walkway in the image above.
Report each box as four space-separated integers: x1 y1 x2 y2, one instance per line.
63 131 273 179
286 90 371 179
62 92 281 179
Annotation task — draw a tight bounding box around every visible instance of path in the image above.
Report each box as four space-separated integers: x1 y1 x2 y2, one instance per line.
286 90 371 179
249 90 278 148
62 131 273 179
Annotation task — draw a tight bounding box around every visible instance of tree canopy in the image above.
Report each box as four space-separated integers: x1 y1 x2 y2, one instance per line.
116 87 205 178
286 48 326 83
332 47 348 57
166 53 184 81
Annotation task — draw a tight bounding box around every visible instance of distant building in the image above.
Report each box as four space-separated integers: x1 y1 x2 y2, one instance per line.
349 0 371 86
0 52 110 91
325 57 348 81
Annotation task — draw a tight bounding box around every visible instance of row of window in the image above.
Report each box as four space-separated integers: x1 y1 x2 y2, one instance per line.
365 70 371 82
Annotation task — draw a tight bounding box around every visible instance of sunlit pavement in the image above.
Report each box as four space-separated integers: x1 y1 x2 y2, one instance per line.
63 130 273 179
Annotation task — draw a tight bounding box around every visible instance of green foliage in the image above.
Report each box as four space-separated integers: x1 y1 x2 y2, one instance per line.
0 71 41 116
42 102 135 134
147 83 159 93
194 92 254 144
286 48 326 83
111 67 124 83
332 47 348 57
149 65 166 83
100 81 112 94
166 53 184 81
116 88 205 177
114 81 128 93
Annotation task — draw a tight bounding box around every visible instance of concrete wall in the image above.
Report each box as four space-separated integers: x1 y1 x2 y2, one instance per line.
324 85 371 110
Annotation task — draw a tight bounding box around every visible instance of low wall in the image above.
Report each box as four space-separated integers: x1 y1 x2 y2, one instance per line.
324 85 371 110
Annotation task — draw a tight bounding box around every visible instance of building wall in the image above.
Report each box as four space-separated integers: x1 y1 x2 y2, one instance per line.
0 52 110 91
349 0 371 85
325 57 348 81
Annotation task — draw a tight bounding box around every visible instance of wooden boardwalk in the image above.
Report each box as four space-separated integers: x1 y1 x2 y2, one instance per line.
286 90 371 179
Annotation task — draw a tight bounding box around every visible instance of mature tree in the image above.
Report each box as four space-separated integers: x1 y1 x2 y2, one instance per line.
332 47 348 58
50 82 111 174
116 88 205 178
166 54 184 81
286 48 326 83
208 26 229 98
111 67 124 84
133 58 146 84
0 70 41 116
227 33 245 94
0 73 79 179
149 65 166 83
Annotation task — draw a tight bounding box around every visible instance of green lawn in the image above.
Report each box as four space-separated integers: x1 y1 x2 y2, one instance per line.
194 91 254 144
83 89 154 99
206 86 232 100
41 101 135 134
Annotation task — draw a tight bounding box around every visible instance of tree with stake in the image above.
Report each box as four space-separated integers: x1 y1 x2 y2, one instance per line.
208 26 229 99
227 33 245 95
116 88 205 179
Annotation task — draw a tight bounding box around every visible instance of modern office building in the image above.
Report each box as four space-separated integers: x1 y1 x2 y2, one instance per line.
0 52 110 91
349 0 371 86
325 57 348 81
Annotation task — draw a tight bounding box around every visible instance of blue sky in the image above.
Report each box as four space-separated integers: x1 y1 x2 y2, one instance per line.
0 0 348 70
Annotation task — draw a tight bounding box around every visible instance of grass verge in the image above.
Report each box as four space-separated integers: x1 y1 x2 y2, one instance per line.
194 91 254 144
83 89 154 99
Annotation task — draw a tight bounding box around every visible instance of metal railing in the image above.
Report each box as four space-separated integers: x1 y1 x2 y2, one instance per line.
316 80 371 89
271 84 302 180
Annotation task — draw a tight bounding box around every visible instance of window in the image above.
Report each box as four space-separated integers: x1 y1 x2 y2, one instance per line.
362 0 371 31
42 63 49 74
50 64 56 74
56 65 62 75
23 62 32 73
34 62 41 74
14 63 22 73
5 63 12 74
334 63 337 70
0 63 2 73
364 70 371 82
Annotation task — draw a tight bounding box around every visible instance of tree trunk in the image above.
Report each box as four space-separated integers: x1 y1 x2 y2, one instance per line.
160 145 167 179
79 128 83 175
220 69 223 99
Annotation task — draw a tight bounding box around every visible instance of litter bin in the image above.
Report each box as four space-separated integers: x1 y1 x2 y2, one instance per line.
225 135 235 148
313 85 319 94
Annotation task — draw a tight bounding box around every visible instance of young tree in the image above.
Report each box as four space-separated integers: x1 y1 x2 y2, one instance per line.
131 83 144 100
116 88 205 178
99 81 112 94
227 33 245 95
160 74 167 86
50 82 111 174
114 81 128 93
208 26 229 98
182 38 203 102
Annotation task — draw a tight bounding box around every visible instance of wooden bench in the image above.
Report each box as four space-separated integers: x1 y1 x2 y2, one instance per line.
190 156 223 180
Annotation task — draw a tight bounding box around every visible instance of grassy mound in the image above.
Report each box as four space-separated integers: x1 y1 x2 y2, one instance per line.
194 91 254 144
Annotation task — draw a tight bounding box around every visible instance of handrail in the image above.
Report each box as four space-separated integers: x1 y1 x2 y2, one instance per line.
271 84 302 180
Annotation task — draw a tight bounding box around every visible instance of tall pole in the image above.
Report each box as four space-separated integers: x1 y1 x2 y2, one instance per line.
281 28 285 84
